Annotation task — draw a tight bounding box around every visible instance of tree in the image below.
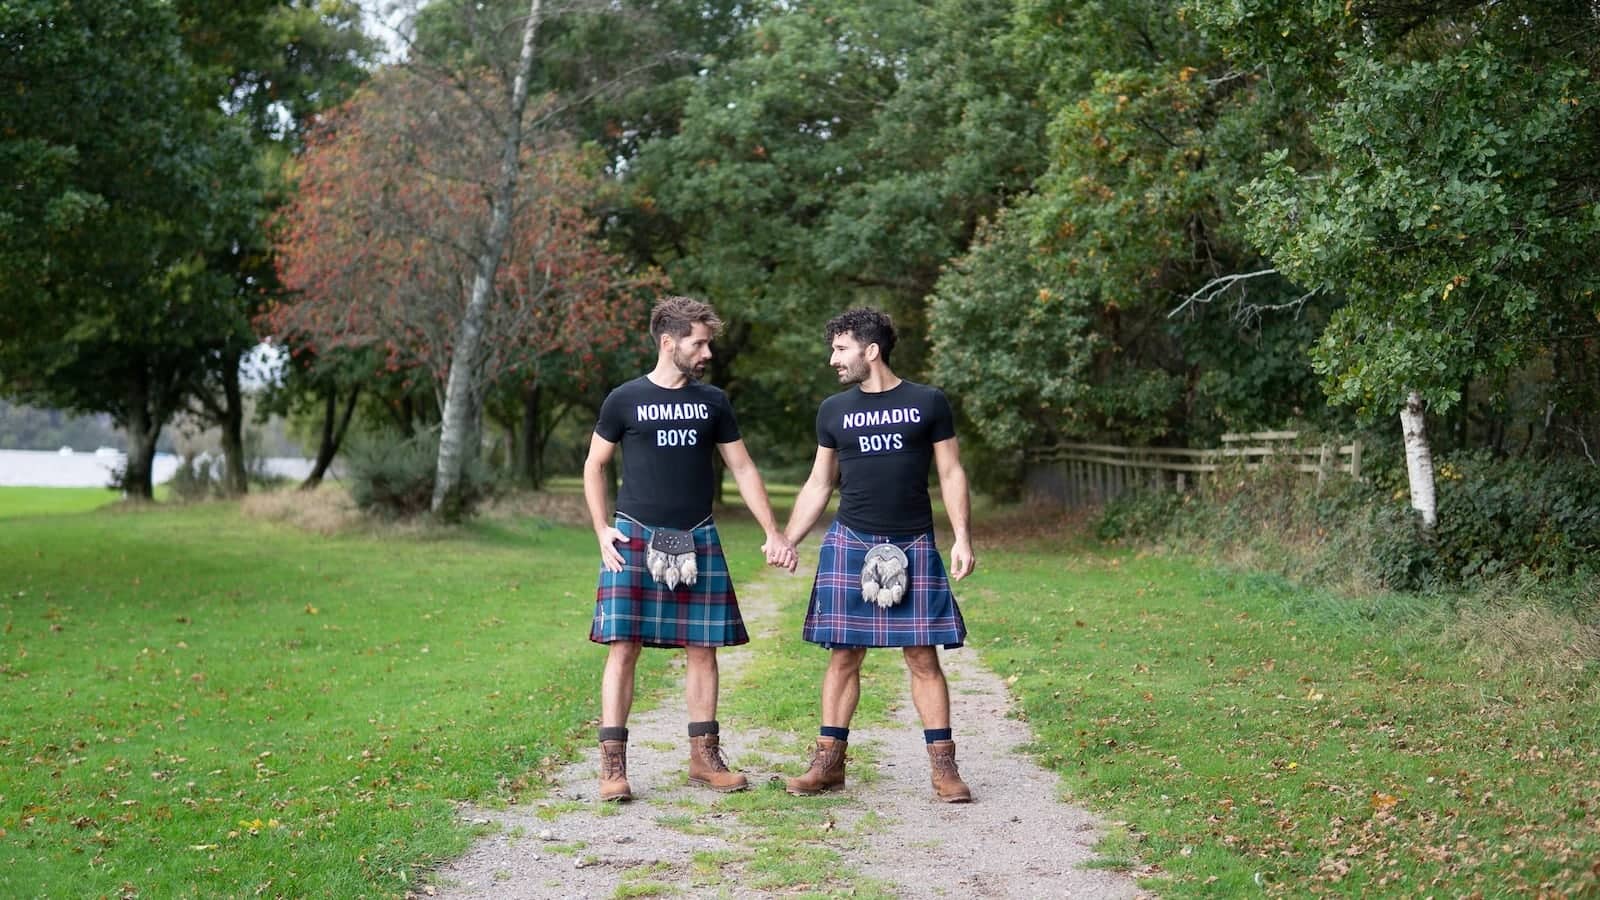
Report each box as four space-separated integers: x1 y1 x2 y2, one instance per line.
621 0 1048 463
928 0 1339 463
266 65 655 498
1197 0 1600 522
0 0 262 499
175 0 376 495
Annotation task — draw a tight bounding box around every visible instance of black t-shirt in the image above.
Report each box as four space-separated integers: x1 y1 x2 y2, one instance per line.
816 381 956 535
594 376 740 529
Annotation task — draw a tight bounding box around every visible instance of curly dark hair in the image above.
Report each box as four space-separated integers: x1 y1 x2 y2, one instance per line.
823 308 897 363
650 295 723 342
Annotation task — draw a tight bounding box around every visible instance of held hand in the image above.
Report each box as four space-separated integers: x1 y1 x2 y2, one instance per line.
762 533 799 572
597 527 627 573
948 538 976 582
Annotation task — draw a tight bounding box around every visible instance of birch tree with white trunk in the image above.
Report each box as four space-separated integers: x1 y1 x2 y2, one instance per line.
1398 389 1437 528
431 0 544 517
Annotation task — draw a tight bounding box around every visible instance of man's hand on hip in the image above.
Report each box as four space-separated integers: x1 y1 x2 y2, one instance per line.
597 527 628 573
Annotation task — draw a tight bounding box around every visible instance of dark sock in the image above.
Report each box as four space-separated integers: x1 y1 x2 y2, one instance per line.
820 726 850 742
924 728 952 744
598 726 628 743
687 720 719 738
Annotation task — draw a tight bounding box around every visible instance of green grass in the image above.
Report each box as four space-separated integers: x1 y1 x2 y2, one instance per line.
8 490 1599 896
0 497 673 897
0 486 121 518
964 543 1600 896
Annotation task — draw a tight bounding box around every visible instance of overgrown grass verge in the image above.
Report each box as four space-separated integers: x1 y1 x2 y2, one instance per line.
964 543 1600 896
0 498 670 897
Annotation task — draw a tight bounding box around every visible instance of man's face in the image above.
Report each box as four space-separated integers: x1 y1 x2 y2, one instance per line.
829 333 870 385
669 322 714 378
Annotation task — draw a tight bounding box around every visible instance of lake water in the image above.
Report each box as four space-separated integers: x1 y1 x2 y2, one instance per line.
0 449 320 488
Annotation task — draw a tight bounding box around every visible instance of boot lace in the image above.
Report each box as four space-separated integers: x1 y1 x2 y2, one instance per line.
601 744 627 778
698 739 732 773
930 749 960 778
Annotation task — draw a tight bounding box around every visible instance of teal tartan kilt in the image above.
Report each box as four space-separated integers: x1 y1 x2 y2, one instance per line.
589 516 747 648
801 520 966 650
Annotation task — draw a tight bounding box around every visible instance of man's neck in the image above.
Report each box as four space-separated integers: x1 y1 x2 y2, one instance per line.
858 365 901 394
647 360 690 389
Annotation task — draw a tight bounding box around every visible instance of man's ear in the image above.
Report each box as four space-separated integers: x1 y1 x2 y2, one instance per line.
658 332 675 354
864 342 881 362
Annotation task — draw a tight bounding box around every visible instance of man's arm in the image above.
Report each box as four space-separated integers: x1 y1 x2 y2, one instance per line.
783 446 839 555
933 437 975 581
717 439 796 570
583 432 627 572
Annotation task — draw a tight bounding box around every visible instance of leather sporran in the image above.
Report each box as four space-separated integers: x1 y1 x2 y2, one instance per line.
860 543 909 608
646 527 698 589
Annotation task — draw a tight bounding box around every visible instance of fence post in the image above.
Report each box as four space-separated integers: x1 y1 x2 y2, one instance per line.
1349 440 1363 480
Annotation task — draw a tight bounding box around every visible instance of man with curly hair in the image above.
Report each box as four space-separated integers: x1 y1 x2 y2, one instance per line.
584 295 796 801
780 307 977 802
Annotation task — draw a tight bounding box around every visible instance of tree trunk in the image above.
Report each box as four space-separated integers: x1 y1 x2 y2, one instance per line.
302 383 360 489
219 348 248 495
432 0 544 518
121 377 160 501
1400 389 1437 528
519 382 542 488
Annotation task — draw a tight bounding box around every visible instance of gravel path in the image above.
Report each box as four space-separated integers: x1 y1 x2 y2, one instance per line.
427 573 1146 898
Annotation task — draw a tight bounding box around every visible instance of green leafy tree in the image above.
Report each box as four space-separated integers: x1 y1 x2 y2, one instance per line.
1195 0 1600 521
0 0 262 498
930 0 1337 465
625 0 1047 463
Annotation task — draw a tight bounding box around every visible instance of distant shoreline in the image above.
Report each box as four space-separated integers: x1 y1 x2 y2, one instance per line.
0 449 323 488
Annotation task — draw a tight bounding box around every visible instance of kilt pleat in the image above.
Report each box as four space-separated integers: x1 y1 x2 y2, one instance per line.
590 517 748 648
801 520 966 649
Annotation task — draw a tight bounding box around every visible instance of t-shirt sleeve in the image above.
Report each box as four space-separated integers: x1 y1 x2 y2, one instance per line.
929 388 957 443
713 389 741 444
816 400 837 449
594 387 627 443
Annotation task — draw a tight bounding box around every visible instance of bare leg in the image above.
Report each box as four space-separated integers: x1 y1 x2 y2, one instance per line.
684 646 719 722
902 646 951 730
821 648 868 727
600 640 642 727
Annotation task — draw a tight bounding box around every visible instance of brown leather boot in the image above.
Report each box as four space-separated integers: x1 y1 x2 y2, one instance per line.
598 740 632 802
927 739 972 802
687 734 749 792
785 737 847 795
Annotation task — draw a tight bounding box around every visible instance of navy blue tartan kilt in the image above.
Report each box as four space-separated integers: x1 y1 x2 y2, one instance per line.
801 520 967 650
590 516 748 648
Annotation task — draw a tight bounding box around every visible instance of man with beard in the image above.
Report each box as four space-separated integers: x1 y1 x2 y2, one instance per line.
584 295 795 801
779 308 977 802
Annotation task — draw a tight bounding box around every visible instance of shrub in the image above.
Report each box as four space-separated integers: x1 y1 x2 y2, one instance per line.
1371 452 1600 591
344 429 494 519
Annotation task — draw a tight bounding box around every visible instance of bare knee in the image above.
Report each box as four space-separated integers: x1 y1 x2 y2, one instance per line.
902 646 944 681
829 648 867 677
607 640 643 669
685 646 718 670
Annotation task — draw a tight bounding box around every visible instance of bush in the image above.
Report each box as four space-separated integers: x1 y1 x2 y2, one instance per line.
1100 448 1599 606
1371 453 1600 591
344 429 495 519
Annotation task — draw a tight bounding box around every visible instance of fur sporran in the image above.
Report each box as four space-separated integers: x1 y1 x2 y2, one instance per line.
860 543 909 608
646 527 698 589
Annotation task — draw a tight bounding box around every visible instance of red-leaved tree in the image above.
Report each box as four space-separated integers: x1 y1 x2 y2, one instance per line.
264 65 658 490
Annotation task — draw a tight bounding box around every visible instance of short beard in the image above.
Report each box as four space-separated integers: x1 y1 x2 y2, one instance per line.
835 360 868 384
673 349 705 378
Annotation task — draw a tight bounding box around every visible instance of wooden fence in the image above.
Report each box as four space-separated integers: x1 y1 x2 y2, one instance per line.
1024 431 1363 507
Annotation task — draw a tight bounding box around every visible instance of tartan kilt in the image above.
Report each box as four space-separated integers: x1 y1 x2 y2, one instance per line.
590 516 748 648
801 520 966 650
